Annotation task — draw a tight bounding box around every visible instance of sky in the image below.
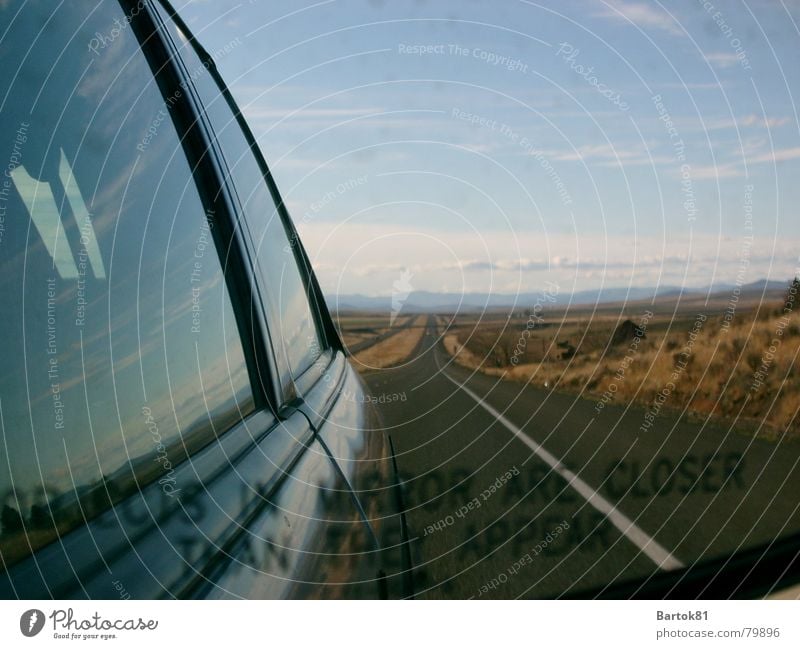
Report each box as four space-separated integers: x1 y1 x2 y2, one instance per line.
175 0 800 298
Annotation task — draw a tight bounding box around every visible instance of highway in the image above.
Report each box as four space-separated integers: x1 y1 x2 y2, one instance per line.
363 316 800 598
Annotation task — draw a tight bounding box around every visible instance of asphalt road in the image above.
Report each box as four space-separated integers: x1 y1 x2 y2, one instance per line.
363 315 800 598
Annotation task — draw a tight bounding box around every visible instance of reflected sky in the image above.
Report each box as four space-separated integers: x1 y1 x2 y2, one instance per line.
0 0 254 566
154 9 324 381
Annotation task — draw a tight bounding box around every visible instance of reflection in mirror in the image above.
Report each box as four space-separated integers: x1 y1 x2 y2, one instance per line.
0 0 254 570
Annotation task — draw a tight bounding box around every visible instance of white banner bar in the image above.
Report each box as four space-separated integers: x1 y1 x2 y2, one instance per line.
0 600 797 648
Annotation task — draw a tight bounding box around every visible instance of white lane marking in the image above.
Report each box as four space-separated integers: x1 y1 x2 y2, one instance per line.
439 366 684 571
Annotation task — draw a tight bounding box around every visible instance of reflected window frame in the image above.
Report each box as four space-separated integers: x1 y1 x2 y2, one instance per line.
151 0 344 405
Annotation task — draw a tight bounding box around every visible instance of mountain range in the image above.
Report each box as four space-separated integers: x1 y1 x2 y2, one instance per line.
326 278 791 313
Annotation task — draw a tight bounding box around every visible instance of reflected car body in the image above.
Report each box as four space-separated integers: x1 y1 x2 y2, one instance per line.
0 0 411 599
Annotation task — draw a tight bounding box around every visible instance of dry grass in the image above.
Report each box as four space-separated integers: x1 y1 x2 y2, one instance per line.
443 333 479 369
351 315 426 371
341 332 378 348
443 296 800 439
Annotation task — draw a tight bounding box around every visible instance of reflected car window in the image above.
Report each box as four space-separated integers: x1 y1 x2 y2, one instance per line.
0 0 254 569
155 9 325 386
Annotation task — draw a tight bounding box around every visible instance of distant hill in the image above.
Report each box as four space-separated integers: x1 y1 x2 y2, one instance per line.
327 278 791 313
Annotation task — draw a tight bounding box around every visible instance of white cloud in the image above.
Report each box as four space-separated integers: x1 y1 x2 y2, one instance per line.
244 107 385 120
550 143 642 162
654 82 723 90
297 222 800 294
703 52 741 69
748 147 800 164
535 144 680 169
704 115 791 131
594 1 685 37
270 156 339 171
739 115 790 129
688 163 745 179
596 155 677 168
